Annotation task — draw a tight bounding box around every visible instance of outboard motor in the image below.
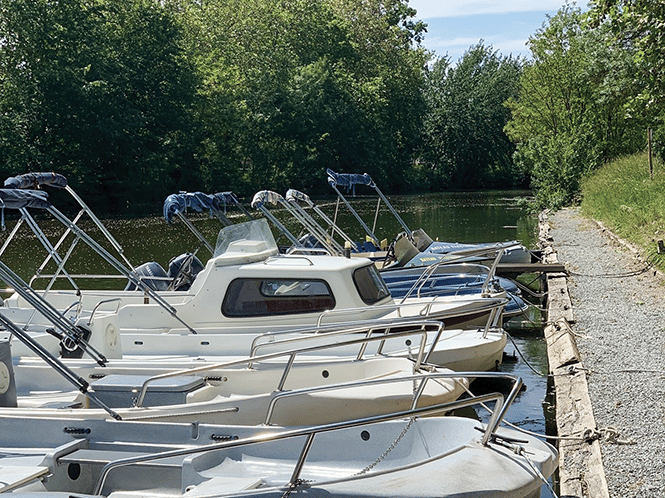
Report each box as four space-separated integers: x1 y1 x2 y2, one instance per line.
0 341 17 407
124 262 169 291
168 253 204 291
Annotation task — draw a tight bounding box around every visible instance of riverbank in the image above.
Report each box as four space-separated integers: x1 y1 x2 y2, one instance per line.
544 207 665 498
580 150 665 275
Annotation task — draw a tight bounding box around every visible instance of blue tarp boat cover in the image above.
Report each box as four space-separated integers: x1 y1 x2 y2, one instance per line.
326 169 375 193
212 192 242 211
4 172 68 190
163 192 237 224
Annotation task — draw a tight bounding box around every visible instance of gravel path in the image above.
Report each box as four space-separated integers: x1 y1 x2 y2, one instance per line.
549 207 665 498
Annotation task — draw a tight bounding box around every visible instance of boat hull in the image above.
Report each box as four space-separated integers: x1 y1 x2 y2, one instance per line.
0 415 557 498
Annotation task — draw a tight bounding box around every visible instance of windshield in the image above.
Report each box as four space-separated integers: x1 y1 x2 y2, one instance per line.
353 264 391 304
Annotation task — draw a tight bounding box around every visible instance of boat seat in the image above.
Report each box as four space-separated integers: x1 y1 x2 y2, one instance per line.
0 465 49 492
58 449 184 469
183 476 264 496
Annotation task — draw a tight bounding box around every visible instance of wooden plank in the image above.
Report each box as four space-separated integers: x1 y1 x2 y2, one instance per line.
496 262 567 274
544 318 580 370
551 363 610 498
539 210 609 498
546 276 574 323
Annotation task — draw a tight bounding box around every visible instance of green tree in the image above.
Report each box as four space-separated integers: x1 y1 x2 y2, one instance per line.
422 43 523 190
175 0 428 197
332 0 429 191
590 1 665 160
0 0 201 212
1 0 431 210
505 5 644 209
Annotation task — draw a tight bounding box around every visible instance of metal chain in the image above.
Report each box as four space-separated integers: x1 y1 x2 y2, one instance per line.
282 375 420 495
355 417 415 476
280 478 311 498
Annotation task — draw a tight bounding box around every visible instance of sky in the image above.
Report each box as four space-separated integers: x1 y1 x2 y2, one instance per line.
408 0 588 63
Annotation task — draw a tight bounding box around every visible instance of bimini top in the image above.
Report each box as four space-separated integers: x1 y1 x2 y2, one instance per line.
4 172 68 190
163 191 241 224
326 168 375 190
212 218 278 266
0 188 51 210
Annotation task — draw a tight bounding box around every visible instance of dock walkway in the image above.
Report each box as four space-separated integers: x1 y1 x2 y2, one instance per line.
544 207 665 498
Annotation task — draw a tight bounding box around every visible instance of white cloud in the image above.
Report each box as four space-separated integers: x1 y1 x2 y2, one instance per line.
426 36 479 51
493 38 532 56
424 35 531 61
410 0 571 19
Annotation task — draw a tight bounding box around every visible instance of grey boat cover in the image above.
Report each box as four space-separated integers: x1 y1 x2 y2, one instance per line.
163 191 239 224
250 190 284 209
0 188 51 229
0 189 51 210
4 172 68 190
326 168 375 193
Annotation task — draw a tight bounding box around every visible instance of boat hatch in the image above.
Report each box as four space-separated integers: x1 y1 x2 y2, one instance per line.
91 374 205 408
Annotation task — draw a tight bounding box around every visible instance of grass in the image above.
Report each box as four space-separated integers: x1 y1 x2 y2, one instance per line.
580 150 665 272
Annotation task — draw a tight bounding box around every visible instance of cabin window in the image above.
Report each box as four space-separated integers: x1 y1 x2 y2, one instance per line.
221 278 335 317
353 264 390 304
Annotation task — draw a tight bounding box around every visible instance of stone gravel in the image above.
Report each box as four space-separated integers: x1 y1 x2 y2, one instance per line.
549 207 665 498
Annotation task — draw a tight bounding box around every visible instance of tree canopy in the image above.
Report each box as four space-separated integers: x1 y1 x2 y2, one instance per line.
0 0 436 213
505 5 645 208
4 0 656 214
0 0 201 212
422 44 524 190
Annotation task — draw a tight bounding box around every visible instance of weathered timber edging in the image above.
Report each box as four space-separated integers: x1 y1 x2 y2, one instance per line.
538 211 610 498
591 218 665 279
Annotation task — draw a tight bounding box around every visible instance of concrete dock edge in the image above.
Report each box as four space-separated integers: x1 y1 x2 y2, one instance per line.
538 211 610 498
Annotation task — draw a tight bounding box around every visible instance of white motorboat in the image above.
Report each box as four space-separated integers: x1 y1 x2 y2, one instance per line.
0 187 509 371
0 212 508 334
249 189 529 318
0 319 469 426
0 373 558 498
325 168 533 265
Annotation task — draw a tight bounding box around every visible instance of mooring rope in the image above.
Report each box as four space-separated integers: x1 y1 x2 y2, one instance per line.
567 250 660 279
505 333 548 378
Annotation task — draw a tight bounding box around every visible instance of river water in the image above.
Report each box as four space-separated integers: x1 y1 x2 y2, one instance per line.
0 189 553 445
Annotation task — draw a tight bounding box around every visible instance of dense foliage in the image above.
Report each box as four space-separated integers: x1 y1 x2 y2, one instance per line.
2 0 663 214
421 44 524 190
0 0 202 212
0 0 433 212
590 1 665 161
505 5 645 209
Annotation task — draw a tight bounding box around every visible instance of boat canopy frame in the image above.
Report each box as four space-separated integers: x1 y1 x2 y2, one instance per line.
0 172 198 335
162 191 254 256
326 168 412 246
